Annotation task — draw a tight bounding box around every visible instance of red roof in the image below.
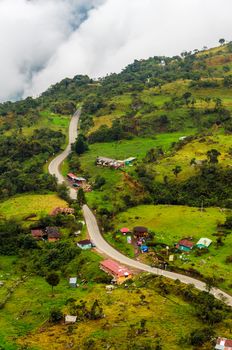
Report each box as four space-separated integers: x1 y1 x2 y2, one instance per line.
120 227 130 233
178 239 194 248
67 173 78 180
216 338 232 348
31 229 43 238
100 259 132 277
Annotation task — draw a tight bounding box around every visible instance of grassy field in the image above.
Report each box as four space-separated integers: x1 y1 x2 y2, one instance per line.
0 194 67 222
114 205 232 291
155 133 232 182
79 132 195 209
0 255 208 350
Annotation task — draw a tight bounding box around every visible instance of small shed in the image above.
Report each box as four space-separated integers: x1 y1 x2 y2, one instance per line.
69 277 77 288
196 238 212 249
215 337 232 350
120 227 130 235
124 157 136 166
65 315 77 324
133 226 148 238
176 239 194 252
140 245 149 253
77 239 93 250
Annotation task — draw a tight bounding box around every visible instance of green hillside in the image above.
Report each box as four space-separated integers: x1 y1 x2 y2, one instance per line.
0 42 232 350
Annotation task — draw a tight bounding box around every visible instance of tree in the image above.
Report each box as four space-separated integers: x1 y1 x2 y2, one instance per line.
172 165 182 178
57 183 70 201
207 149 221 164
46 272 60 296
219 38 225 45
49 308 63 323
77 188 86 206
74 134 88 155
93 175 106 190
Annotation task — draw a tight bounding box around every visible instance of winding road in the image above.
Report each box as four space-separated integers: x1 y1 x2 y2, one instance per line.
49 111 232 307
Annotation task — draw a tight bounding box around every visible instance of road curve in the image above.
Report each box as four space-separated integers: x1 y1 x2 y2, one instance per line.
49 111 232 307
48 109 80 199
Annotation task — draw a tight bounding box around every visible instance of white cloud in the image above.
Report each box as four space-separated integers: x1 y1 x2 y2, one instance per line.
1 0 232 101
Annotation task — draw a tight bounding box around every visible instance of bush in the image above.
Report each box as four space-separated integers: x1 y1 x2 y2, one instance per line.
189 327 215 346
49 308 63 323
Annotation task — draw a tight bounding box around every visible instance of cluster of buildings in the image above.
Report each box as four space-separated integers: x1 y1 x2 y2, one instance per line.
31 226 61 242
31 206 75 242
120 226 150 253
176 237 212 252
96 156 136 169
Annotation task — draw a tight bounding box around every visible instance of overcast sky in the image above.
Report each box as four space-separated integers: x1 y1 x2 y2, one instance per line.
0 0 232 102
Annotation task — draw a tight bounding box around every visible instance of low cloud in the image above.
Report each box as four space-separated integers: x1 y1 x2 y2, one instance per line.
1 0 232 101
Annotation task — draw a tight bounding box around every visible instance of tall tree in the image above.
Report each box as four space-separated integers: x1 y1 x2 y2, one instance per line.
219 38 225 45
46 272 60 296
172 165 182 178
77 188 86 206
207 149 221 164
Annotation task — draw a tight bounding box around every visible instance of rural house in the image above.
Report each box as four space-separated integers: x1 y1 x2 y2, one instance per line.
133 226 149 238
31 229 44 240
96 157 124 169
100 259 132 284
176 239 194 252
215 337 232 350
45 226 60 242
77 239 93 250
196 237 212 249
67 173 79 181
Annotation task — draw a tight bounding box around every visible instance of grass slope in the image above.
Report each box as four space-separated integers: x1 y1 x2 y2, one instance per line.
114 205 232 291
0 194 67 222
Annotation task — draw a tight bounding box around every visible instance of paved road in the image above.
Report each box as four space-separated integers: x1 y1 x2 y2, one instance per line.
48 109 80 199
49 111 232 307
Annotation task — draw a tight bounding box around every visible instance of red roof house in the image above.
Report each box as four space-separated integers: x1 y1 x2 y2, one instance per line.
31 229 44 240
100 259 132 284
176 239 194 252
120 227 130 234
215 337 232 350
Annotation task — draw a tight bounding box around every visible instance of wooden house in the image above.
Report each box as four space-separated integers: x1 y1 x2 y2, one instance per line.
45 227 60 242
133 226 148 238
100 259 132 284
31 229 44 240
